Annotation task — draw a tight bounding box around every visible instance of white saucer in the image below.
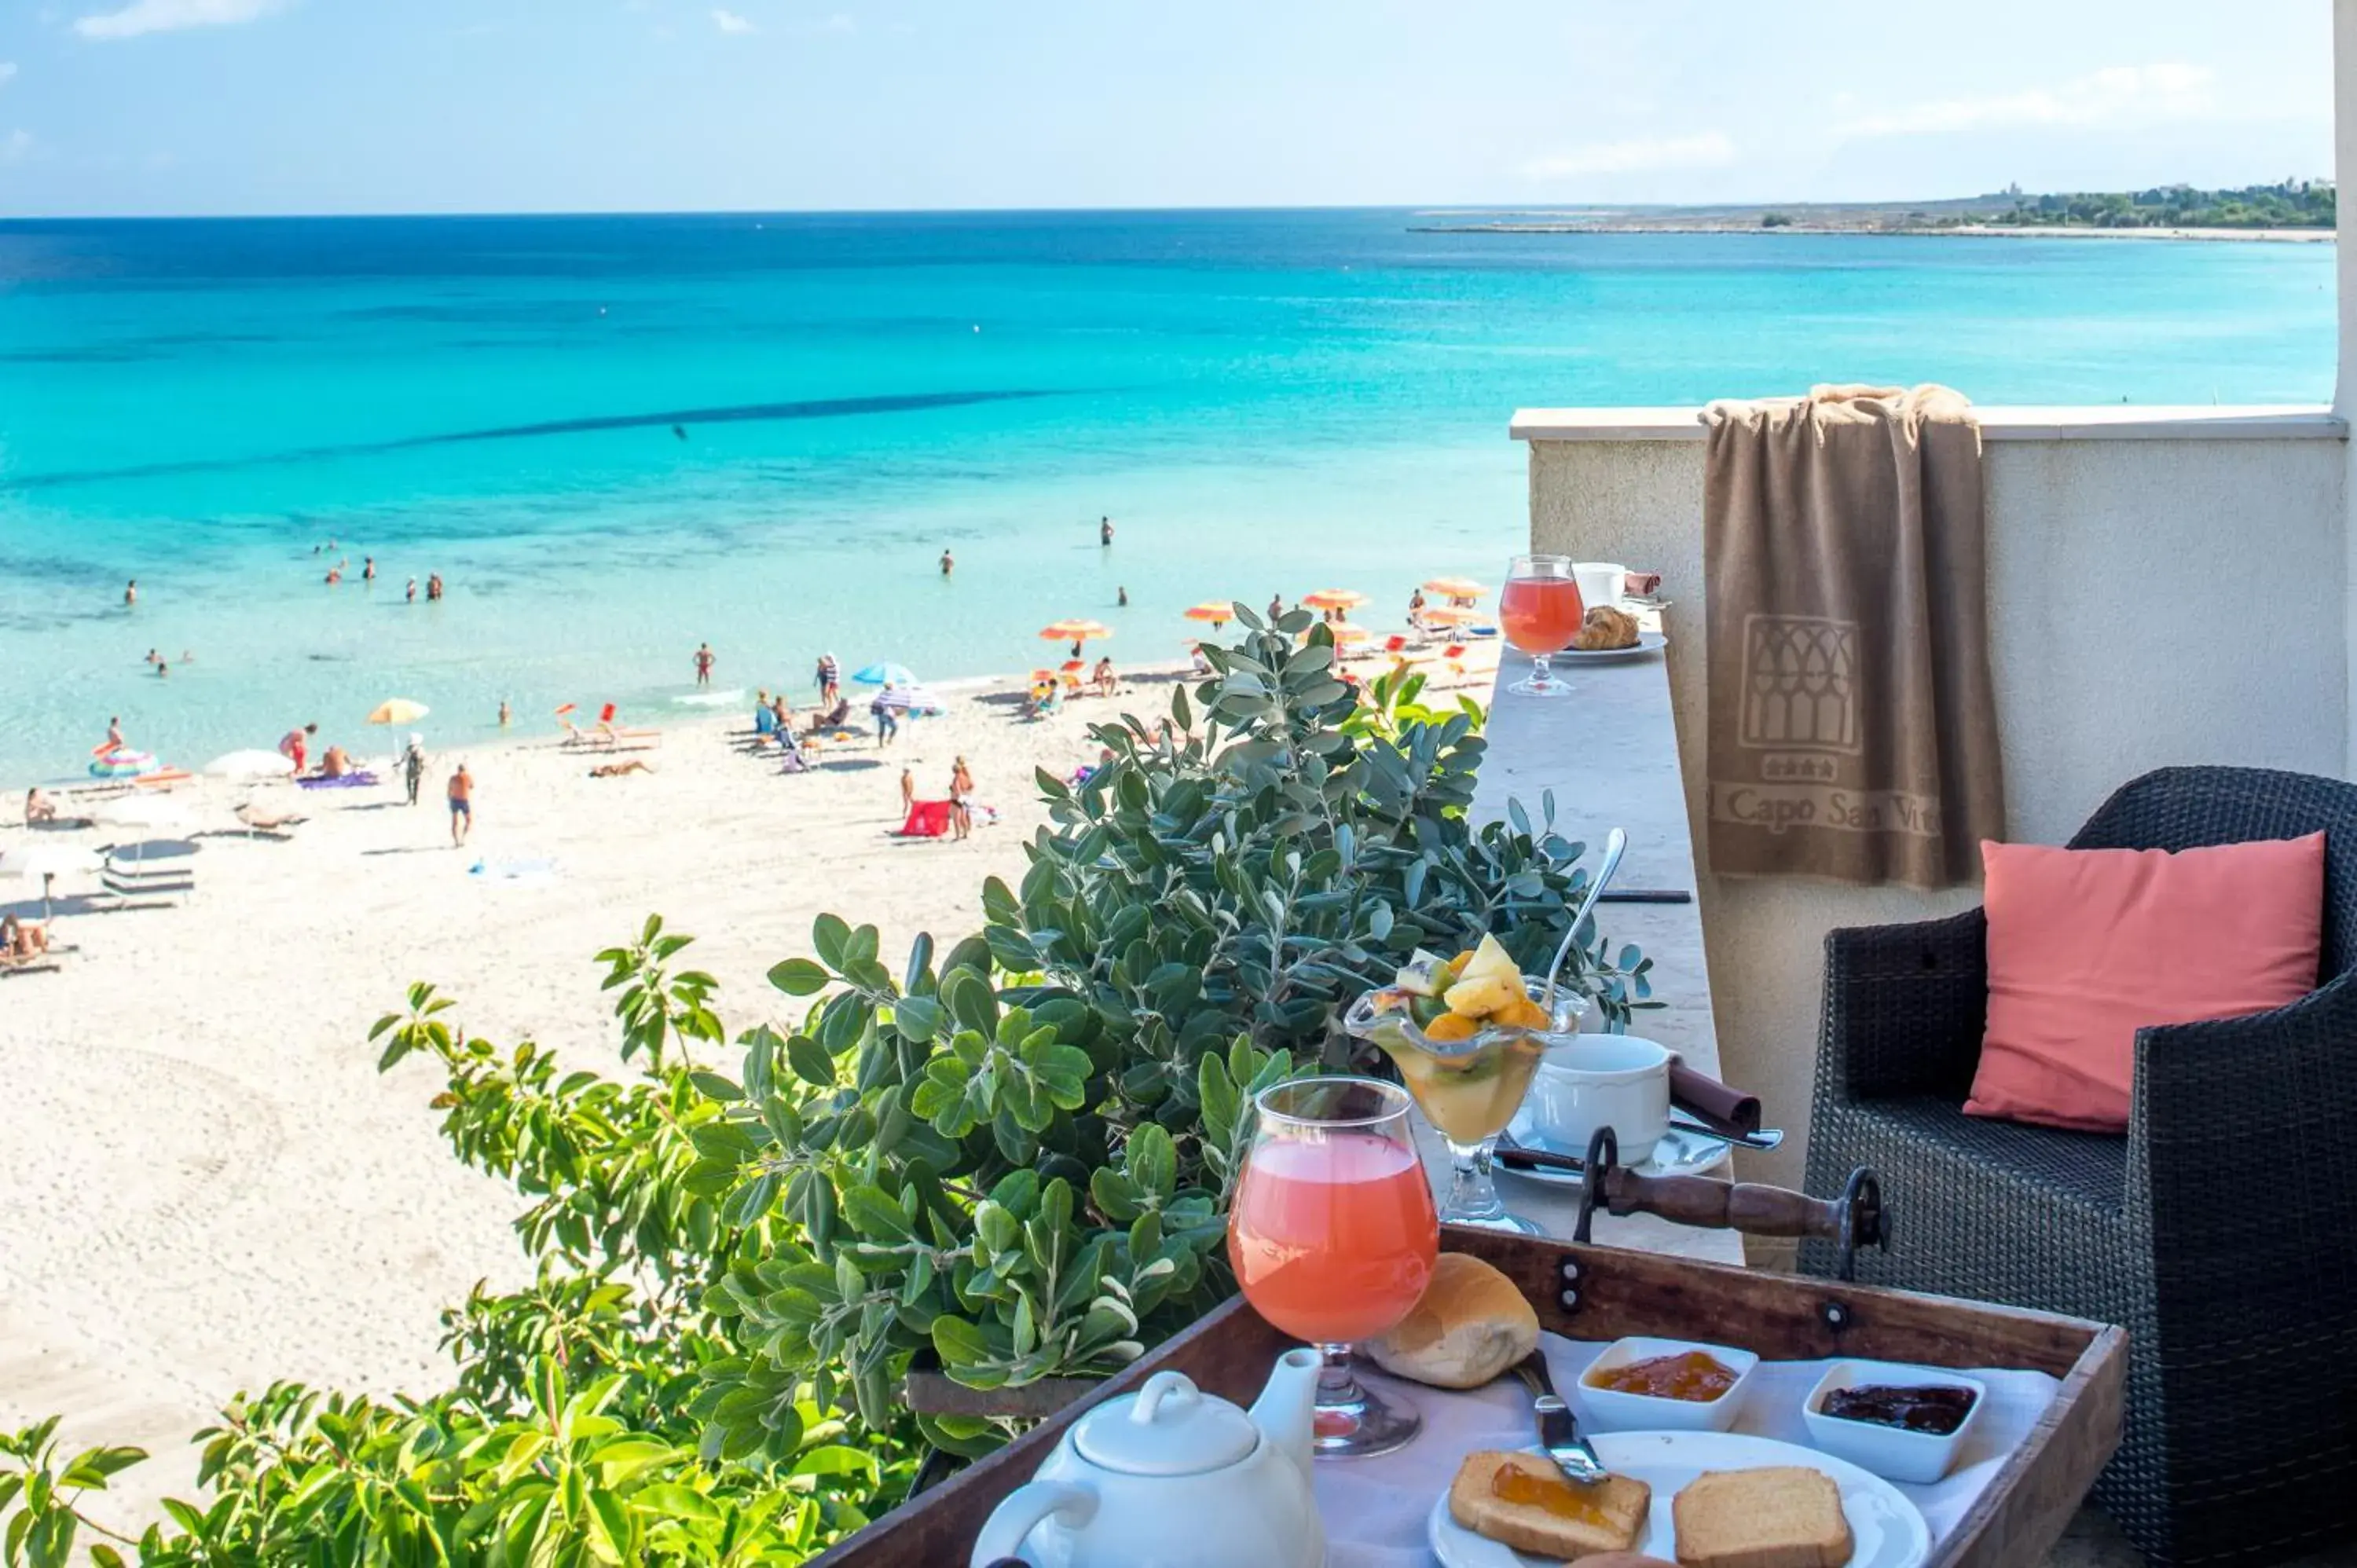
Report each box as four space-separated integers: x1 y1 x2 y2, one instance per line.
1496 1121 1732 1185
1428 1432 1930 1568
1550 631 1667 663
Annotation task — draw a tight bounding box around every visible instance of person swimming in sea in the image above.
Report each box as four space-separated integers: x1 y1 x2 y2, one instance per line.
363 556 377 582
124 579 137 607
406 577 417 603
939 549 954 578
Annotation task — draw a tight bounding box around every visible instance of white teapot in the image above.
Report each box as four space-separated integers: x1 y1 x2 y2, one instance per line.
970 1348 1325 1568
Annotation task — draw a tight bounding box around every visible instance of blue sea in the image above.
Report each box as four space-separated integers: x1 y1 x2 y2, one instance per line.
0 210 2334 782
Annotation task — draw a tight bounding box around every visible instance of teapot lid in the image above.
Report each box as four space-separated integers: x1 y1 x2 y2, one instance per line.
1072 1371 1259 1477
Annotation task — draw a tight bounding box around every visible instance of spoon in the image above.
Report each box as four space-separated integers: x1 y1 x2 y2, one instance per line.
1541 826 1628 1010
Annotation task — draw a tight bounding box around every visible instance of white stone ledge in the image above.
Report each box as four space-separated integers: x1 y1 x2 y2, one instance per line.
1509 404 2347 443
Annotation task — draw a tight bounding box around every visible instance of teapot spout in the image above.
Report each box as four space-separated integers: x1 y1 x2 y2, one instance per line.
1249 1346 1323 1486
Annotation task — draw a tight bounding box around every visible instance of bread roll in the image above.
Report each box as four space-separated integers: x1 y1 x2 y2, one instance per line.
1364 1252 1539 1388
1574 605 1641 651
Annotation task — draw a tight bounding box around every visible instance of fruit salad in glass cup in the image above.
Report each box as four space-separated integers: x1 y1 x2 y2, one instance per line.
1343 934 1587 1233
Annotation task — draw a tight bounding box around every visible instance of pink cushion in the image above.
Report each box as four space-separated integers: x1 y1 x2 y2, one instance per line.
1964 833 2326 1132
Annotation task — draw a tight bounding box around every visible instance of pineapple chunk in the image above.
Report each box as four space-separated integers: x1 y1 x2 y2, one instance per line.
1457 932 1522 990
1442 970 1520 1019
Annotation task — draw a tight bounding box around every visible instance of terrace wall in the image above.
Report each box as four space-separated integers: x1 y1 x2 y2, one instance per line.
1513 408 2348 1231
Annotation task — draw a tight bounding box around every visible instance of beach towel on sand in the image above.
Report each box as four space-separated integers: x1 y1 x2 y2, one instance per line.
896 800 953 838
1703 384 2002 888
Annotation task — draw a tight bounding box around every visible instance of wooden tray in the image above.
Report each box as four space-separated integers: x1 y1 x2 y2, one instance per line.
813 1226 2126 1568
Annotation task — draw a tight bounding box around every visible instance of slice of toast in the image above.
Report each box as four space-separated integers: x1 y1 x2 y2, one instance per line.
1449 1449 1652 1559
1671 1467 1853 1568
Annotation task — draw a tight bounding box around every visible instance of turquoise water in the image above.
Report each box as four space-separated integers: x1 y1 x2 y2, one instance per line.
0 211 2335 782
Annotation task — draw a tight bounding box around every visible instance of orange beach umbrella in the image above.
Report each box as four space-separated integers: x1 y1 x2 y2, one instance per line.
1326 624 1374 646
1422 576 1486 600
1300 588 1368 612
1417 606 1483 628
1039 618 1113 644
1182 602 1236 625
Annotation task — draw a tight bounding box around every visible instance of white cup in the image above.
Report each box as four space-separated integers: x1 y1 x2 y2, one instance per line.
1573 562 1626 616
1523 1035 1672 1165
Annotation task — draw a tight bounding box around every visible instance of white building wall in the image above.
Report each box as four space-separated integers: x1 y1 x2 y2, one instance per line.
1521 418 2348 1203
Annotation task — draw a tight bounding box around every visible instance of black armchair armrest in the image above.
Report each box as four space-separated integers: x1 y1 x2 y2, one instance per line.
1816 909 1988 1102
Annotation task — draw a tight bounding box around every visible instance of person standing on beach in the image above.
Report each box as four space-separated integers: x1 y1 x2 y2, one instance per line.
363 557 377 583
939 549 954 579
1099 517 1114 547
816 654 840 705
402 735 427 805
498 700 511 728
280 722 315 775
105 716 125 751
1117 585 1128 607
871 690 898 748
124 580 137 608
447 762 473 846
948 757 975 841
899 766 915 816
694 643 715 687
1267 593 1283 621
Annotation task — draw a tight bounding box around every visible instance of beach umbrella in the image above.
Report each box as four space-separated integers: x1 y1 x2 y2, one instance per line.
853 661 919 687
1422 576 1487 600
368 698 430 726
874 685 944 714
1300 588 1368 612
1182 602 1236 625
1039 620 1113 651
0 843 100 923
88 748 158 780
1417 606 1483 628
93 793 192 866
1326 625 1375 649
204 749 296 781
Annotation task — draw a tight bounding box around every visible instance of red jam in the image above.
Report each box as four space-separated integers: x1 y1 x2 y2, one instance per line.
1822 1383 1978 1434
1588 1350 1737 1402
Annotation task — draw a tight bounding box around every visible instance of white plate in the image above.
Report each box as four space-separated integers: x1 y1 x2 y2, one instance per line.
1428 1431 1931 1568
1496 1122 1732 1185
1550 631 1667 663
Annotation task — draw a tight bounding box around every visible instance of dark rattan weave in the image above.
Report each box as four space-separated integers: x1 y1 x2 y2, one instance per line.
1799 768 2357 1567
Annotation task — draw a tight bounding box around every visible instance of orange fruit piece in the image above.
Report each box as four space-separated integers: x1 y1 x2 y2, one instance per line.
1490 996 1552 1031
1422 1011 1480 1042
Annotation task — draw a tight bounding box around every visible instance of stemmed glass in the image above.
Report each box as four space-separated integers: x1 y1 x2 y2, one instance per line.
1227 1076 1439 1458
1500 552 1585 698
1344 981 1586 1234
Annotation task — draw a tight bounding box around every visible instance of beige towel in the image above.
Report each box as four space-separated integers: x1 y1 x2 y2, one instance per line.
1703 385 2003 887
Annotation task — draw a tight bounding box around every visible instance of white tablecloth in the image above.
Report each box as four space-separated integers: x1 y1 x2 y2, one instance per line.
1314 1333 2061 1566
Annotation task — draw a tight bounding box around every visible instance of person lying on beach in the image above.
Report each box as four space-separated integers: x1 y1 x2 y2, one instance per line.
590 760 655 778
1 913 48 961
805 698 850 733
25 788 56 823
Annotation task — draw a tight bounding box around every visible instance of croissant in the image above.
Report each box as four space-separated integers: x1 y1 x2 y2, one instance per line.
1573 605 1640 651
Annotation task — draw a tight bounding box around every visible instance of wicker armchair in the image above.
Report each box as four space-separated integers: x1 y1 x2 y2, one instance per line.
1800 767 2357 1568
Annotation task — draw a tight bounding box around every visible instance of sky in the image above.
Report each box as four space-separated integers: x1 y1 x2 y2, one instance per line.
0 0 2337 216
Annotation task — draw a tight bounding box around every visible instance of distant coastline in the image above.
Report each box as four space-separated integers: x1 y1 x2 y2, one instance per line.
1409 222 2333 244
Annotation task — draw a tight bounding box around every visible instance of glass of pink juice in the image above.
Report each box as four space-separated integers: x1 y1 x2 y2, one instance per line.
1499 552 1582 698
1228 1075 1438 1457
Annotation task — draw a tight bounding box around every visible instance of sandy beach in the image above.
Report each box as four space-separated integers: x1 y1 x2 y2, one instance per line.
0 644 1494 1529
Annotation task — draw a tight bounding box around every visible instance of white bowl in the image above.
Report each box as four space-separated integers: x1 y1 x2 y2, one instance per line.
1574 1335 1758 1433
1801 1360 1989 1485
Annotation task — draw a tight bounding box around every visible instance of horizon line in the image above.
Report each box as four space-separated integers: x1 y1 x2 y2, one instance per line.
2 181 2329 225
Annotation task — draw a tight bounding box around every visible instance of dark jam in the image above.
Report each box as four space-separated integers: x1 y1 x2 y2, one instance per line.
1821 1383 1978 1434
1587 1350 1737 1402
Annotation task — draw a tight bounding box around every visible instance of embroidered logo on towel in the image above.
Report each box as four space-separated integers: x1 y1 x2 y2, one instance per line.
1740 614 1860 764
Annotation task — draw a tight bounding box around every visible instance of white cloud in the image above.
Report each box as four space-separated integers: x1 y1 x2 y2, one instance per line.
1523 132 1736 182
711 8 755 33
73 0 288 41
1835 64 2217 138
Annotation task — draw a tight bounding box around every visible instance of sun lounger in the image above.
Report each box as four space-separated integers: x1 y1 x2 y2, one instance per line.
27 815 94 832
235 801 308 837
594 724 662 752
133 768 194 791
0 951 60 976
